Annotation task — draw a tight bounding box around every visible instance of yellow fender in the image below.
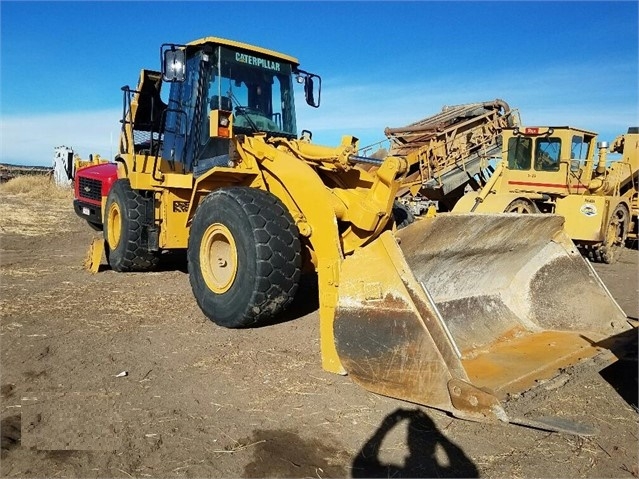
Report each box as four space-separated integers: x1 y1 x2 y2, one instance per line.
453 191 540 213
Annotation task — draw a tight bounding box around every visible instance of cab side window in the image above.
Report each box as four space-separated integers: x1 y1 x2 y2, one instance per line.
571 135 589 160
534 137 561 172
507 137 532 170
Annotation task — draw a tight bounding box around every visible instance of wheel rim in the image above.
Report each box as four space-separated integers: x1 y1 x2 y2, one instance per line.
606 207 627 249
200 223 238 294
107 202 122 249
506 201 534 214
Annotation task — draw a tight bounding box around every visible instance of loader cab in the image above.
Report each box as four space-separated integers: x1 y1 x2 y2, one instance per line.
503 127 597 194
159 39 321 173
506 128 563 172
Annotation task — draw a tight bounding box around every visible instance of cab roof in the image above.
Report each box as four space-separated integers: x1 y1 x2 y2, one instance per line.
505 126 598 136
187 37 299 66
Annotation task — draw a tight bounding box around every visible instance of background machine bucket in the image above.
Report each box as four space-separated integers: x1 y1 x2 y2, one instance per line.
334 213 631 428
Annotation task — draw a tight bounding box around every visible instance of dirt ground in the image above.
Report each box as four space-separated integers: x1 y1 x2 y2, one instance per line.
1 187 637 479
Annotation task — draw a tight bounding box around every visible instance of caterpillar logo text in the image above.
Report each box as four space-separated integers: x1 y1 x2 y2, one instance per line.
235 53 281 71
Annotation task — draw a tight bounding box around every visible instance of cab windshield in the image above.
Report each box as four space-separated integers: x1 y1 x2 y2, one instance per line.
507 136 561 172
162 44 298 171
209 46 297 136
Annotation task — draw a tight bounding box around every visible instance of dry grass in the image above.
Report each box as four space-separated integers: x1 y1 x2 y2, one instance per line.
0 176 76 236
0 175 73 201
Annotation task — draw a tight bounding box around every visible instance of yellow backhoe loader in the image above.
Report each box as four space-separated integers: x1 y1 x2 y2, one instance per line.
74 37 632 434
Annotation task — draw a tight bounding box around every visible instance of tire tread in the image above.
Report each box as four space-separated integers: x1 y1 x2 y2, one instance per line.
189 187 301 327
105 180 159 272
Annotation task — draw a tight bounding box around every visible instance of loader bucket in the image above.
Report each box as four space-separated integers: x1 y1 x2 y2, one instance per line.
334 213 631 424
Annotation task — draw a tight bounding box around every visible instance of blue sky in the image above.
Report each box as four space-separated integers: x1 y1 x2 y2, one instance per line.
1 1 638 166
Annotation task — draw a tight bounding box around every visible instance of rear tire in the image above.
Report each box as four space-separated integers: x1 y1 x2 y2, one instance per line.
188 187 301 328
504 199 539 214
600 204 629 264
103 179 159 272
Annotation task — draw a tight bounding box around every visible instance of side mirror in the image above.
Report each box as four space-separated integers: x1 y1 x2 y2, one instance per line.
304 74 321 108
295 70 321 108
161 44 186 82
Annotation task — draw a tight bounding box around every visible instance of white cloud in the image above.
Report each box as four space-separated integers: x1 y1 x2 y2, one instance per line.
1 110 121 167
296 61 638 150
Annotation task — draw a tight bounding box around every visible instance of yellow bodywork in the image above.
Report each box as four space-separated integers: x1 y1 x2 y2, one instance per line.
114 66 409 372
86 39 634 431
116 129 408 373
74 153 109 173
555 194 614 242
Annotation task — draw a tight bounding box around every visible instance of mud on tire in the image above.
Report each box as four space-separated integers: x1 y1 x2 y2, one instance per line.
104 179 159 272
188 187 302 328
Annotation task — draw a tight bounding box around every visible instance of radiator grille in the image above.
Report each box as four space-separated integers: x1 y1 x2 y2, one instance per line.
78 177 102 201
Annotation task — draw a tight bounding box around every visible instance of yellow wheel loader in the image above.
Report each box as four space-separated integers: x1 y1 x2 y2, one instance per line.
74 37 633 434
454 126 639 263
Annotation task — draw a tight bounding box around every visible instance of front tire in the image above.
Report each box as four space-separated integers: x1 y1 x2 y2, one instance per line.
188 187 301 328
103 179 159 272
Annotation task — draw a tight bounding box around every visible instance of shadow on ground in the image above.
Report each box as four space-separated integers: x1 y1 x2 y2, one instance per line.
352 408 479 478
99 248 318 327
256 273 320 327
599 325 638 409
1 415 21 459
243 428 347 478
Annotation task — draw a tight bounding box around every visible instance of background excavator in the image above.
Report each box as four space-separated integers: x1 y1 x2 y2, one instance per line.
73 36 632 433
